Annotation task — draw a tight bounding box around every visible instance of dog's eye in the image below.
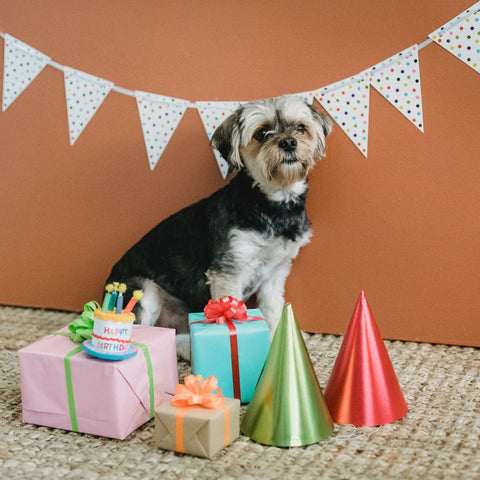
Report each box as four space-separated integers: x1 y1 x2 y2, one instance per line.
254 128 272 142
296 124 306 134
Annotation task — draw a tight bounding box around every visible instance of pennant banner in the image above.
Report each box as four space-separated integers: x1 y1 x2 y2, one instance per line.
135 92 190 171
1 2 480 172
429 1 480 74
2 34 50 111
314 75 370 157
367 45 424 132
64 66 113 145
296 91 315 105
196 101 243 178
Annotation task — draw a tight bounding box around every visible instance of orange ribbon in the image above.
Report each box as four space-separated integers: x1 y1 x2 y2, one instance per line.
172 374 225 409
172 375 229 453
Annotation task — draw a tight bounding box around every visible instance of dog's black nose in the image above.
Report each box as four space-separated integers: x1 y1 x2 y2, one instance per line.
279 137 297 152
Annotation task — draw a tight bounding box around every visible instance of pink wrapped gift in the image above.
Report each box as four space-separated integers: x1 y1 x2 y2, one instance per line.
19 325 177 439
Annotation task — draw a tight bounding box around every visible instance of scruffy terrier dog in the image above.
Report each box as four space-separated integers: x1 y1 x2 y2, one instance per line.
108 95 332 358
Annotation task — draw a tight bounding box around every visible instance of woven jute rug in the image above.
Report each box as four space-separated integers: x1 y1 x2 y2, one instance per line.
0 306 479 480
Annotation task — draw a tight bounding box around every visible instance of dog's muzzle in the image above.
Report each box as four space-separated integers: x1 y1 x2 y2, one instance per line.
279 137 299 164
279 137 297 152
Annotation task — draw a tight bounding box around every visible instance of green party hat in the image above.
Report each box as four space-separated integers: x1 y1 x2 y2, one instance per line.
241 303 333 446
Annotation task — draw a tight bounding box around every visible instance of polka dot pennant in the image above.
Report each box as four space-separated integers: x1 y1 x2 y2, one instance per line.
64 66 113 145
196 101 242 178
367 45 424 132
295 91 315 105
314 75 370 157
429 2 480 74
2 34 50 111
136 91 190 171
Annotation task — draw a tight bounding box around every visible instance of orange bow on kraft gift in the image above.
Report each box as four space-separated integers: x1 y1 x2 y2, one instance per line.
171 375 230 453
172 374 225 409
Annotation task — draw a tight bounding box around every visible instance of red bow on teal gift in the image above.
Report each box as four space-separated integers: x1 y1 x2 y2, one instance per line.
203 296 249 324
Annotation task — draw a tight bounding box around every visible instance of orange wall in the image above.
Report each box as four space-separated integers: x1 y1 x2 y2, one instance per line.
1 1 479 346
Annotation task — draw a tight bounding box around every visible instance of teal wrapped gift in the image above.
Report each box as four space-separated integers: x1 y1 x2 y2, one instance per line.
189 297 270 403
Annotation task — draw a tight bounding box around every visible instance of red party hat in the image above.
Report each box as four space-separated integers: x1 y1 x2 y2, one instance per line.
324 291 408 426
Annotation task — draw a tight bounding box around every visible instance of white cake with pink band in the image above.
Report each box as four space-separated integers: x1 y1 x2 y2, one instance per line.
82 286 143 360
92 309 135 353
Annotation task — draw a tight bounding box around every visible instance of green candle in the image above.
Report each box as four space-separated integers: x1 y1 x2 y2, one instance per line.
101 284 114 312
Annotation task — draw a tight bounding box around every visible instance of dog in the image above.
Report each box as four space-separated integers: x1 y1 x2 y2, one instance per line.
107 94 332 359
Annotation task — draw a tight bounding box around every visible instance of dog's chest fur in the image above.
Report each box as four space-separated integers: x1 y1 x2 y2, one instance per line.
206 171 312 300
215 226 311 299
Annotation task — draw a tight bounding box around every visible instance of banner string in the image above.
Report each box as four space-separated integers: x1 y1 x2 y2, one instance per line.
0 31 435 109
0 30 196 107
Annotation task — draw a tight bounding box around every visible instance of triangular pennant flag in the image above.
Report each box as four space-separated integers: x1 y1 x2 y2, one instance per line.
314 74 370 157
324 291 408 427
136 92 190 171
270 92 315 105
429 2 480 74
367 45 424 132
295 91 315 105
196 101 242 179
241 303 333 446
63 66 113 145
2 34 51 111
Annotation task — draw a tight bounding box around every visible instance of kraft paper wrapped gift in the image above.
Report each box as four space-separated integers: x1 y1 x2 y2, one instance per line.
19 324 178 439
154 375 240 458
189 301 270 403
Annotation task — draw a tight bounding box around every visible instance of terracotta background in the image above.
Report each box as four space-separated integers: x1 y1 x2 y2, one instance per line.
1 1 479 346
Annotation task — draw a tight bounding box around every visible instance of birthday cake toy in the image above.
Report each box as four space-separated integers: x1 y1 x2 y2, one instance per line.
82 284 144 361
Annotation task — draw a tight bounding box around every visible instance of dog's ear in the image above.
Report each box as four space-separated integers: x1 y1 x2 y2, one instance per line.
210 110 243 172
308 103 333 159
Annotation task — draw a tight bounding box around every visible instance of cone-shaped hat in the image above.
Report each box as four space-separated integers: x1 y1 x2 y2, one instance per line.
324 291 408 426
241 303 333 446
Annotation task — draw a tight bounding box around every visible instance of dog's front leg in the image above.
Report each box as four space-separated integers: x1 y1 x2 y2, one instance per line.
206 270 243 301
256 261 292 338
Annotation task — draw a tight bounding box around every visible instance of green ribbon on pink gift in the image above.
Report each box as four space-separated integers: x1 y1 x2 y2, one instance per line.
54 301 155 432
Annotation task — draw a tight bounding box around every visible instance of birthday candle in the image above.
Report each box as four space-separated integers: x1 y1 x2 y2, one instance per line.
115 283 127 314
109 282 120 311
102 284 114 312
123 290 144 314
